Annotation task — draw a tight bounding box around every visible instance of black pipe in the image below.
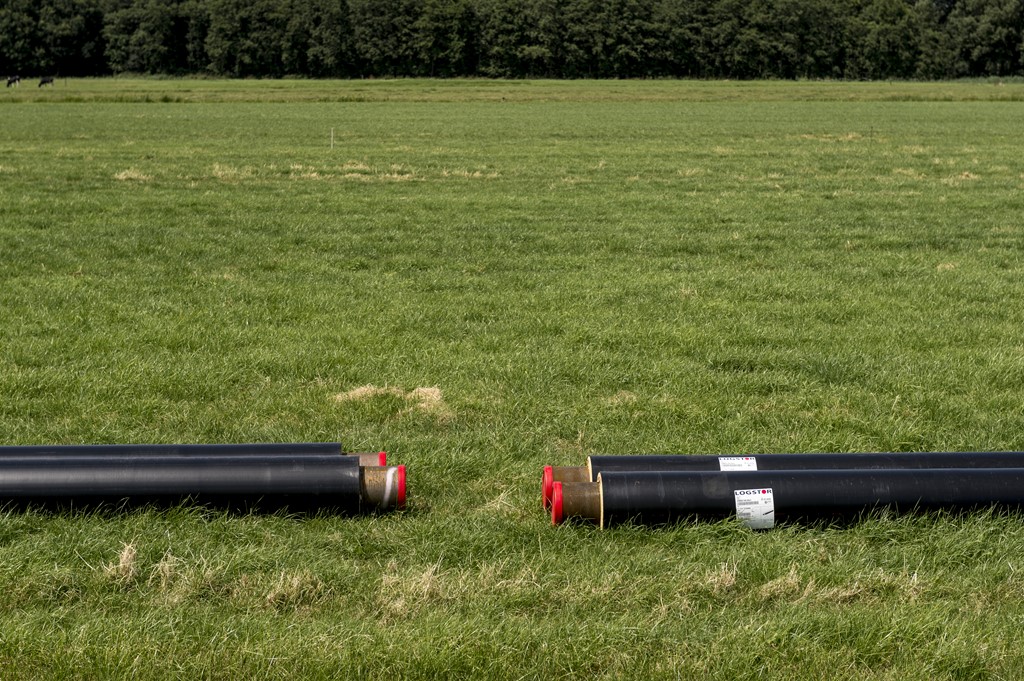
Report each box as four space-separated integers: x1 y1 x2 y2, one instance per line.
0 443 388 468
589 451 1024 476
543 452 1024 510
0 442 346 457
0 453 367 513
594 468 1024 529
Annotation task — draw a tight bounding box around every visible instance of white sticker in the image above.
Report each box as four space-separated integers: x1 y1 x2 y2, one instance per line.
733 488 775 529
718 456 758 471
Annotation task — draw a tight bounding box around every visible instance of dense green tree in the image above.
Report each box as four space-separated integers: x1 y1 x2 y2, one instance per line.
103 0 192 74
945 0 1023 76
476 0 559 76
560 0 663 77
410 0 478 76
36 0 106 75
3 0 1024 80
289 0 355 77
653 0 710 76
912 0 958 78
0 0 41 75
347 0 420 75
205 0 288 76
846 0 920 79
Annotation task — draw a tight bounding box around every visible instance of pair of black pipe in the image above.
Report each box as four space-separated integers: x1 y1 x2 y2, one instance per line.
546 452 1024 528
0 443 405 514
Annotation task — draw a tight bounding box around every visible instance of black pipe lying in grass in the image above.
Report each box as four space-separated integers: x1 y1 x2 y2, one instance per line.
0 452 404 514
552 468 1024 528
543 451 1024 510
0 443 387 468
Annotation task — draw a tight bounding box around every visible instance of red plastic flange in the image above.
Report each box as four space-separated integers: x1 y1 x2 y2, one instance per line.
542 465 554 510
378 451 387 466
396 464 406 508
551 481 564 525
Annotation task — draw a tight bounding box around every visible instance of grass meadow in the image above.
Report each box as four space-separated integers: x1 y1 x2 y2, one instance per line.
2 78 1024 678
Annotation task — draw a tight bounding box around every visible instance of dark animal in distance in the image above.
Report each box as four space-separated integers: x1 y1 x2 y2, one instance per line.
38 76 54 87
6 75 19 87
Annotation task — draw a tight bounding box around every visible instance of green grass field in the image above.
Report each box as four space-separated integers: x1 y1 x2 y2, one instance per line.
2 79 1024 678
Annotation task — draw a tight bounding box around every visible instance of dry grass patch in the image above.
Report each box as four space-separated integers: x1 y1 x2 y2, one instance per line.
113 168 152 182
212 163 253 181
148 550 183 592
264 570 327 608
705 562 738 597
288 164 323 179
941 171 980 186
378 559 546 619
800 133 863 142
334 384 453 421
603 390 638 406
378 559 444 618
756 563 805 602
342 171 416 182
441 168 500 179
893 168 925 180
475 489 522 517
145 551 223 604
103 541 139 583
553 175 587 188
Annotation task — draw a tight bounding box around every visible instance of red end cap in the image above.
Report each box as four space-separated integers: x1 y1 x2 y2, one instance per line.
378 451 387 467
542 465 553 510
396 465 406 508
551 482 564 525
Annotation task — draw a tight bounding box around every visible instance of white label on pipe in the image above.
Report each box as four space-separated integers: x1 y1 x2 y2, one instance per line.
719 456 758 471
734 488 775 529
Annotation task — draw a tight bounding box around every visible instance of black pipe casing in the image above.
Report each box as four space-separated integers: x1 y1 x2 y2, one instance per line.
598 468 1024 528
0 453 362 513
0 442 346 457
588 452 1024 480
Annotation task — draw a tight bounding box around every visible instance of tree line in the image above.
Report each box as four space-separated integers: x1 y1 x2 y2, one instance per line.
1 0 1022 80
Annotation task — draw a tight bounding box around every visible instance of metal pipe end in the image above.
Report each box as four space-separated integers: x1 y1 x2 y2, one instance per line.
361 465 407 510
354 452 387 467
553 480 600 525
543 465 588 510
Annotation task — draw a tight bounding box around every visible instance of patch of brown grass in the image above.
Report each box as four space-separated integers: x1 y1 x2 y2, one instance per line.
113 168 152 182
705 562 737 597
441 168 500 179
264 570 327 608
603 390 638 406
103 541 138 583
212 163 253 181
942 171 980 186
334 384 452 421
